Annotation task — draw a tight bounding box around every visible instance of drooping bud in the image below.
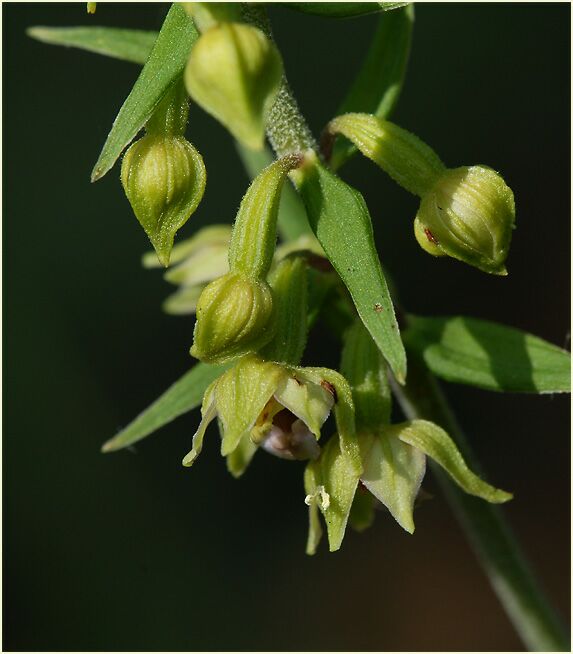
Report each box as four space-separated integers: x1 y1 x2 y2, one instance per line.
327 113 516 275
190 154 302 363
185 22 283 150
190 271 274 363
121 81 206 267
414 165 516 275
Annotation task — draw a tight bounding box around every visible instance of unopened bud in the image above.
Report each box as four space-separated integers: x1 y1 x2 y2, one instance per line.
190 272 274 363
414 165 515 275
121 134 206 267
185 22 283 150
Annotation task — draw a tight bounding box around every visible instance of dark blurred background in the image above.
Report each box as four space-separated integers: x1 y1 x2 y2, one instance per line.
4 3 570 651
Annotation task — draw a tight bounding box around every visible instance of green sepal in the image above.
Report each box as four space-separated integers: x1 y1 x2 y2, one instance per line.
340 320 392 430
260 256 308 365
359 430 426 533
301 367 362 475
164 243 229 287
328 113 445 197
182 379 219 466
318 434 361 552
348 486 376 533
214 355 285 456
226 432 258 478
395 420 513 503
162 285 204 315
185 22 283 149
228 154 303 279
143 224 232 269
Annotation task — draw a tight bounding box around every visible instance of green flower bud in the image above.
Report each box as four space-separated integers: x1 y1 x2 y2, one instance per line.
121 80 206 267
414 165 515 275
121 134 206 267
190 272 274 363
327 113 516 275
185 22 283 150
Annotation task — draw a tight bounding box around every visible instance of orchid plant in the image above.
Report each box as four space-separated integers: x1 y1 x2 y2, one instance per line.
28 3 570 650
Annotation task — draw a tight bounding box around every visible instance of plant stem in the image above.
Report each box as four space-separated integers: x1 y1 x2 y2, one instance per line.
243 6 569 650
390 356 569 652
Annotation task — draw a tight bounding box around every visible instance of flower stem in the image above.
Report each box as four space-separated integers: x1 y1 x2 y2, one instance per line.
390 356 569 652
241 6 569 650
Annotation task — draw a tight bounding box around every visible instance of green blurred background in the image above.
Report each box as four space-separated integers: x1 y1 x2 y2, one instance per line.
4 3 570 651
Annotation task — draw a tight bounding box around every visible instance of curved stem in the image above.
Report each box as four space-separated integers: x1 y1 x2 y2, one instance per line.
240 6 569 651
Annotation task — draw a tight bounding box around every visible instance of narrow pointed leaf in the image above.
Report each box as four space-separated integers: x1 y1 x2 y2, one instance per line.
396 420 512 503
91 4 199 182
360 430 426 533
101 361 229 452
297 159 406 383
404 315 571 393
331 5 414 169
283 3 409 19
27 26 158 64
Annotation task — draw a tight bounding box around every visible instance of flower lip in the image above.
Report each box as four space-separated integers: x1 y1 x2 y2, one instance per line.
260 409 321 461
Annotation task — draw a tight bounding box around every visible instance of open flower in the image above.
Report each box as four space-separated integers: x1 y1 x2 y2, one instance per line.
305 421 512 554
182 354 341 475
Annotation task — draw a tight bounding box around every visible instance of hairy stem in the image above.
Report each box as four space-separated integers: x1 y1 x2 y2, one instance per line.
242 6 569 651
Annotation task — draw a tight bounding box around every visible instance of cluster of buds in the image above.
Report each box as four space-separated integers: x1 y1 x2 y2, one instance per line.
182 157 362 480
326 113 516 275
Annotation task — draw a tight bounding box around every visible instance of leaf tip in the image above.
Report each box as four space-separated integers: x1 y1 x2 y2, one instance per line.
101 439 116 453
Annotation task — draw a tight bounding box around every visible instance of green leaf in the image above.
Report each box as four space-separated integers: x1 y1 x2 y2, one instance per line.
101 361 229 453
27 26 158 64
359 431 426 533
236 142 311 241
91 4 199 182
396 420 513 503
297 158 407 383
283 3 409 19
331 5 414 170
404 315 571 394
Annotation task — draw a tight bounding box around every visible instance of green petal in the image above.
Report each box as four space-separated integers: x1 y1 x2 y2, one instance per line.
396 420 513 503
360 430 426 533
349 487 376 533
216 356 285 456
274 371 334 437
162 285 204 315
301 367 362 475
226 432 258 479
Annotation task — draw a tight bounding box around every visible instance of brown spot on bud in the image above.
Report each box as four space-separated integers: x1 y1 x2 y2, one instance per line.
424 228 439 245
320 380 337 403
